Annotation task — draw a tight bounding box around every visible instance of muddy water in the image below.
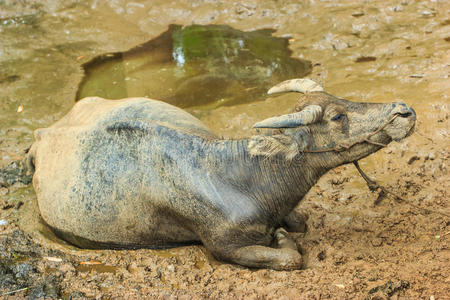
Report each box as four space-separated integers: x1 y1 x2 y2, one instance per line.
77 24 311 108
0 1 449 298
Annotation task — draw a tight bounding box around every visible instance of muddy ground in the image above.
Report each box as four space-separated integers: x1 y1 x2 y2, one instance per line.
0 0 449 299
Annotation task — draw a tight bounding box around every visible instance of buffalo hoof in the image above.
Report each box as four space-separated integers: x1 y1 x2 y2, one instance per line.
274 227 298 250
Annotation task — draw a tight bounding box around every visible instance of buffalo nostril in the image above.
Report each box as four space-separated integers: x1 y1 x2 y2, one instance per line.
395 108 416 120
398 112 412 118
391 102 416 120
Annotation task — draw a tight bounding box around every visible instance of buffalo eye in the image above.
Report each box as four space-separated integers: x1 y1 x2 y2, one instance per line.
331 113 346 121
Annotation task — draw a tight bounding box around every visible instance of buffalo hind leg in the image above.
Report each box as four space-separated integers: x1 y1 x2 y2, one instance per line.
229 228 302 270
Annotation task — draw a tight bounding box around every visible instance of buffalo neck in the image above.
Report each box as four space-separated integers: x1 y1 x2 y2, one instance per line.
204 134 335 222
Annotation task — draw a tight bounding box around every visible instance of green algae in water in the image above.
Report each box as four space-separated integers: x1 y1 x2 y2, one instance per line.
77 24 311 109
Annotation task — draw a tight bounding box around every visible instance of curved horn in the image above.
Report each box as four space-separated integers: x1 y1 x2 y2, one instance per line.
253 105 323 128
267 78 324 95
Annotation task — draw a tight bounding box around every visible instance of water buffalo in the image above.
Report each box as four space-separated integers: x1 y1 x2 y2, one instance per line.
28 79 415 270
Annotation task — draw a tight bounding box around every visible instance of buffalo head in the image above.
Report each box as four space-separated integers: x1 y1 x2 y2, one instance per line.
249 78 416 165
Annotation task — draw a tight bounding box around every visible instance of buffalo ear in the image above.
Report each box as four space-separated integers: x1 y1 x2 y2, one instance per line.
253 105 323 129
248 134 299 160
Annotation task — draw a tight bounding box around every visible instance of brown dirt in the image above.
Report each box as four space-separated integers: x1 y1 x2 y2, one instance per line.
1 0 449 299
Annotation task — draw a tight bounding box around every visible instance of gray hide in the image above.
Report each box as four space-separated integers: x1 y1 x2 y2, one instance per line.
29 80 416 270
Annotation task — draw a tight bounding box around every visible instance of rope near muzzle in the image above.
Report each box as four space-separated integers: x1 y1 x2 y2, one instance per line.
353 161 449 218
297 113 449 218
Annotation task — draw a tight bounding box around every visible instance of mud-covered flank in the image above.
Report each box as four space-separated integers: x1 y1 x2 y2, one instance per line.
0 0 448 299
30 98 216 248
76 24 312 109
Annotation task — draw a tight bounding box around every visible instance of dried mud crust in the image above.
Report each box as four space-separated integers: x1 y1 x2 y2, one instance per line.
0 0 449 299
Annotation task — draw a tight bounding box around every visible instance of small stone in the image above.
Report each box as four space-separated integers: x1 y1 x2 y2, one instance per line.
333 252 346 265
167 264 175 272
393 5 403 12
70 291 86 299
1 200 14 210
371 238 383 247
0 187 8 195
127 262 139 274
281 34 293 39
44 256 63 262
11 263 33 280
317 250 326 261
15 201 24 209
421 10 434 17
352 12 364 17
409 74 424 78
59 263 75 273
0 219 7 226
426 153 436 160
407 155 420 164
355 56 377 63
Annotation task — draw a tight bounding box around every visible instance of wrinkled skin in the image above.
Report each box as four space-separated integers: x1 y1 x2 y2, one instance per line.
29 91 415 270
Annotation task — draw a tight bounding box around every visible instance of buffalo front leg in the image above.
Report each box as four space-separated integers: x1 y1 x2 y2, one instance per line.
283 210 308 233
228 228 302 270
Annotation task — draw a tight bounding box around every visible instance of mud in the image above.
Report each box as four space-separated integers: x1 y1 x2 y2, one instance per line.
0 0 449 299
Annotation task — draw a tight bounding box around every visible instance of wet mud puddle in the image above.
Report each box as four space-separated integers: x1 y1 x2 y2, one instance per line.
77 24 311 110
